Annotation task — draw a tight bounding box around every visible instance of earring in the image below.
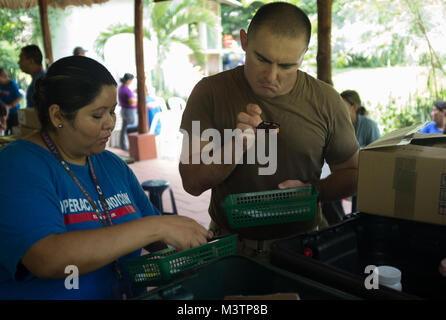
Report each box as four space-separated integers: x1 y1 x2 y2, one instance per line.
57 124 63 128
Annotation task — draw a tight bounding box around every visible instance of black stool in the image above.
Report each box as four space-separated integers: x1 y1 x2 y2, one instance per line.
141 179 178 215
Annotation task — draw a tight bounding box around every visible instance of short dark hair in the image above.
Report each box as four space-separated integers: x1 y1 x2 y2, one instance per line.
0 68 7 78
120 73 134 84
34 56 117 130
73 46 87 56
434 100 446 112
21 45 43 66
248 2 312 46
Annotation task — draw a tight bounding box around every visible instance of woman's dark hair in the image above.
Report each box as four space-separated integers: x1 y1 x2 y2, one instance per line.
433 100 446 112
120 73 134 84
34 56 117 130
340 90 368 115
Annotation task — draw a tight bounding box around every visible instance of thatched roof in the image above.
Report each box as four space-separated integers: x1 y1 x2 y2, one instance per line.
0 0 109 10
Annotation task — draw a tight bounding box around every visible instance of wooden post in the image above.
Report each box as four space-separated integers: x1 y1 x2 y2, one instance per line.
128 0 157 161
317 0 332 85
38 0 53 66
134 0 148 134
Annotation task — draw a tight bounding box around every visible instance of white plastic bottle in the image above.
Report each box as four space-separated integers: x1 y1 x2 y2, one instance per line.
377 265 402 292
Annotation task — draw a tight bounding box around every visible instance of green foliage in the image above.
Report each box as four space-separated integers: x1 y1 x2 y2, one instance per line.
0 7 69 89
0 8 36 89
220 1 263 37
374 89 446 134
94 0 215 95
331 0 446 73
0 9 29 44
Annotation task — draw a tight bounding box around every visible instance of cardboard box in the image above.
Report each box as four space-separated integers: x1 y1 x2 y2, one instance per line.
357 123 446 226
18 108 41 129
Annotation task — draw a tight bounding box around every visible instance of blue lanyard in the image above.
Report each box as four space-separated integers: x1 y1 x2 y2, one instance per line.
40 130 123 280
41 131 113 226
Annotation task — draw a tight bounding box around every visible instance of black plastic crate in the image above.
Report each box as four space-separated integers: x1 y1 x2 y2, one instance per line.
134 255 360 300
270 212 446 300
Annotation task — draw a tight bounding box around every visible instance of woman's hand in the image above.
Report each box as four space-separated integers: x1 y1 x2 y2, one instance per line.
154 215 212 251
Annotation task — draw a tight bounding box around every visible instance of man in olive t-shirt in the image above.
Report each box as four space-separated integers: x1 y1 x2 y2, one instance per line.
179 3 359 256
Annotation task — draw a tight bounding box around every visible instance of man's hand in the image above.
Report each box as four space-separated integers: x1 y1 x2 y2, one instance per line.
236 104 263 150
278 180 311 189
236 103 263 131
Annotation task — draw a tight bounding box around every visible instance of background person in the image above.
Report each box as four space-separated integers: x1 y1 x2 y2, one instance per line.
419 100 446 134
340 89 381 214
0 56 210 299
179 2 359 259
73 46 87 56
0 101 7 135
340 90 381 148
118 73 138 150
0 68 23 135
18 45 46 109
145 85 161 135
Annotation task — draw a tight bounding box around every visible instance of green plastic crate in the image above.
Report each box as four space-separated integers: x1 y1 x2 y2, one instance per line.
122 234 237 286
222 186 318 229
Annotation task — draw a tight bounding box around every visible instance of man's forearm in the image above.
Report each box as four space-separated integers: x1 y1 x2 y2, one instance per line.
179 161 237 196
315 168 358 202
179 134 252 196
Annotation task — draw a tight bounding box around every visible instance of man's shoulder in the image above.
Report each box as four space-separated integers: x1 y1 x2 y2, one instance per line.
201 66 243 85
297 70 340 99
34 69 46 80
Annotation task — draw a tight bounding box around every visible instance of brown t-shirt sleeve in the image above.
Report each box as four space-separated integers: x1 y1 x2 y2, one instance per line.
323 90 359 165
180 78 215 136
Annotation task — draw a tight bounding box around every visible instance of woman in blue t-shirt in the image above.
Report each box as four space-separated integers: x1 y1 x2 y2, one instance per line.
0 56 211 300
419 100 446 134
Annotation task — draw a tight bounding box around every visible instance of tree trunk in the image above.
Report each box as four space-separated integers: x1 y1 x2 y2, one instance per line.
135 0 148 134
38 0 53 67
317 0 332 85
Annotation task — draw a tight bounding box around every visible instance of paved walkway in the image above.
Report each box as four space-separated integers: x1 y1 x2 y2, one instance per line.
108 147 212 228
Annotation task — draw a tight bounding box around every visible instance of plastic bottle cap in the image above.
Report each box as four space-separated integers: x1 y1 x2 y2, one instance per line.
377 266 402 285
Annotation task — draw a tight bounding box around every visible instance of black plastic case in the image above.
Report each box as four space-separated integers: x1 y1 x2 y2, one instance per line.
135 255 360 300
270 212 446 300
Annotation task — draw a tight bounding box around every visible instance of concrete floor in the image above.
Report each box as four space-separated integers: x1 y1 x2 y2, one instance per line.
108 147 212 228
